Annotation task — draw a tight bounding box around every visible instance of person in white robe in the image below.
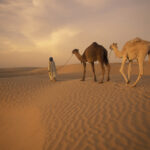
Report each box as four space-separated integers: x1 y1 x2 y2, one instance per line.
48 57 57 81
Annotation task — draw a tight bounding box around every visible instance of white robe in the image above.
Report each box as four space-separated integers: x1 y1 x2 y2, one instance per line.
48 61 57 80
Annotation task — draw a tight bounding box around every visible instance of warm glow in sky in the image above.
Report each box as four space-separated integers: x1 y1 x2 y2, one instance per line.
0 0 150 67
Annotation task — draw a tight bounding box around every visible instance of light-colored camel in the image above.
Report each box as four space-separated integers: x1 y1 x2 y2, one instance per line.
110 37 150 87
72 42 110 83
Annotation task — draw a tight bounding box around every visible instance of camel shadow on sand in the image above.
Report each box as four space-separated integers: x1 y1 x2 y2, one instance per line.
111 75 150 87
57 73 83 81
56 73 150 87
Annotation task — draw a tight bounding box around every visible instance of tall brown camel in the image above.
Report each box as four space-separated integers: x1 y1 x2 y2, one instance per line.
72 42 110 83
110 37 150 87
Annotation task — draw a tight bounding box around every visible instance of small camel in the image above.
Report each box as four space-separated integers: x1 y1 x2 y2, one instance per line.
110 37 150 87
72 42 110 83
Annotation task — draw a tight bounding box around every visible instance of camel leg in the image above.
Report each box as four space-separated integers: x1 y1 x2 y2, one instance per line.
127 60 132 83
106 63 110 81
131 60 143 87
99 62 105 83
91 62 97 82
120 57 128 84
81 62 86 81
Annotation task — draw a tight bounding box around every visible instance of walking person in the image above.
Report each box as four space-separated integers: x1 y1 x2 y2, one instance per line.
48 57 57 81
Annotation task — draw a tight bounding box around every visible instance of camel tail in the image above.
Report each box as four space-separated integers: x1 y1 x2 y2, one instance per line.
103 50 109 65
148 50 150 63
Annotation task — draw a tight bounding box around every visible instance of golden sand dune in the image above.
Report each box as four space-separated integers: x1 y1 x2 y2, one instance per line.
0 63 150 150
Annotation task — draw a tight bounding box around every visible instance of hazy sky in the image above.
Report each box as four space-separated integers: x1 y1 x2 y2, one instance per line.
0 0 150 67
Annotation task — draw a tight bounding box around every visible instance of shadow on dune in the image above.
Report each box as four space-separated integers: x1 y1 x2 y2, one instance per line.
57 73 83 81
111 75 150 87
57 73 150 85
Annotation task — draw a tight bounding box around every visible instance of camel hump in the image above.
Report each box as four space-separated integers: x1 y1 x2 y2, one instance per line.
132 37 142 43
92 42 98 46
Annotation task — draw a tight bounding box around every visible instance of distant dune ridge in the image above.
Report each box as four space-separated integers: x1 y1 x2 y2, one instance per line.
0 63 150 150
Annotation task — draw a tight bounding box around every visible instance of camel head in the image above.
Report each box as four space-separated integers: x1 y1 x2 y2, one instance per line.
72 49 84 63
72 49 79 54
110 43 118 51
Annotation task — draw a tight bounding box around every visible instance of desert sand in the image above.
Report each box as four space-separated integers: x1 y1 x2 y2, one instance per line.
0 63 150 150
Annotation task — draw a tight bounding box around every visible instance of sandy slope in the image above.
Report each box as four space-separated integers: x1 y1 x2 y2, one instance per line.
0 63 150 150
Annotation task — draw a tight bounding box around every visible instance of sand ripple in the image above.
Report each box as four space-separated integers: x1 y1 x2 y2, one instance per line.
0 64 150 150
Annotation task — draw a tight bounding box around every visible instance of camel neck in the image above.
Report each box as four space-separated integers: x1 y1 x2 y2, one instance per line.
74 53 83 62
112 47 123 58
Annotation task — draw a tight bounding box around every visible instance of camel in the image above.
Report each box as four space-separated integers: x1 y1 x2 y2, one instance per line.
72 42 110 83
110 37 150 87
